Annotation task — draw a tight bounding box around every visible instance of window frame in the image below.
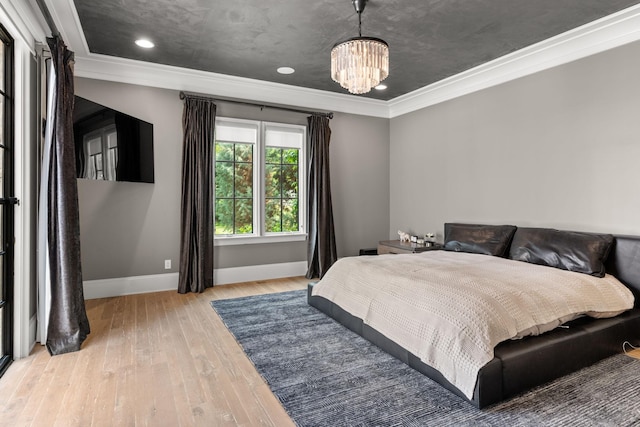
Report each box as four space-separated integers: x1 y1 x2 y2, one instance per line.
214 117 307 246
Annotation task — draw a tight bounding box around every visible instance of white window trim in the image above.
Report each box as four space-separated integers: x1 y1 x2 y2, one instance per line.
214 117 307 245
214 233 307 246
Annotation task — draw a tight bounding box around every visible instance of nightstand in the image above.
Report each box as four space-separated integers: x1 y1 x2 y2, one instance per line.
377 240 442 255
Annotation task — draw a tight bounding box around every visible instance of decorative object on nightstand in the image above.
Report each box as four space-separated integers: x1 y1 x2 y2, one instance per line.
378 240 443 255
398 230 411 242
425 233 436 247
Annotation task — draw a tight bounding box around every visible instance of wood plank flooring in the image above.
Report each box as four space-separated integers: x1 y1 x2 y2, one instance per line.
2 276 639 426
0 277 307 427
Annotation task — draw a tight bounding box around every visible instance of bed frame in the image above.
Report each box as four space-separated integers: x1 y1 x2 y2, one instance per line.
307 234 640 408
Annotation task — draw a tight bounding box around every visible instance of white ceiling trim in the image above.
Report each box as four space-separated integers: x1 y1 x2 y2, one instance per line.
388 4 640 118
46 1 640 119
43 0 90 56
73 55 390 118
2 0 48 50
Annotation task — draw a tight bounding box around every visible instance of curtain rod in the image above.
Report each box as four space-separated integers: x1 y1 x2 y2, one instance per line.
179 91 333 119
35 0 61 37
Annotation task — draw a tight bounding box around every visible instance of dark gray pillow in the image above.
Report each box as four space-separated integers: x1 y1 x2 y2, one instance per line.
444 223 517 257
508 227 614 277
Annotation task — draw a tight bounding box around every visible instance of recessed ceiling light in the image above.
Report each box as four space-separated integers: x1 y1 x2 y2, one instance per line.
374 84 387 90
277 67 295 75
135 39 155 49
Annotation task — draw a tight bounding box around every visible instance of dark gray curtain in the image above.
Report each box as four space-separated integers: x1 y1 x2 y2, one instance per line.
178 97 216 293
305 115 337 279
45 36 90 355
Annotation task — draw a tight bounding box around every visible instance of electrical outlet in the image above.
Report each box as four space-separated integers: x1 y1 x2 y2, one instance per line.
164 259 171 270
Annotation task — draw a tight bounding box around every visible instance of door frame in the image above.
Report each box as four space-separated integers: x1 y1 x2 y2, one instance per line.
0 22 15 377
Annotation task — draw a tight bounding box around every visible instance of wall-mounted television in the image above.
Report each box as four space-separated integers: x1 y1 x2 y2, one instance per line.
73 96 154 183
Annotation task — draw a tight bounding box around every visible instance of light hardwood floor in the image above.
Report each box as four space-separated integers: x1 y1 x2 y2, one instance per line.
0 277 308 427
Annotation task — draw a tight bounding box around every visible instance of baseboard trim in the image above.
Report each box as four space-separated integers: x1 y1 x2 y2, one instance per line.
83 261 308 299
214 261 307 285
83 273 179 300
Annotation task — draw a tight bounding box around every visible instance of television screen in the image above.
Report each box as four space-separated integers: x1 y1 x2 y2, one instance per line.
73 96 154 183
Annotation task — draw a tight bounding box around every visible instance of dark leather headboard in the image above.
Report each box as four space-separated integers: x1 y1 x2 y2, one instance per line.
606 235 640 306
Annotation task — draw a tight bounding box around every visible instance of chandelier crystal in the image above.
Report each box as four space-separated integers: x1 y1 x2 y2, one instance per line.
331 0 389 95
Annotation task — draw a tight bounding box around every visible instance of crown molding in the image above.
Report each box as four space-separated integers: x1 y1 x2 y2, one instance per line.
1 0 48 50
73 54 390 118
388 4 640 118
41 0 89 54
44 1 640 119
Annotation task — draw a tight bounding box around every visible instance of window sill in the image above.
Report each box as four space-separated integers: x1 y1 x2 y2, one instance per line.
214 233 307 246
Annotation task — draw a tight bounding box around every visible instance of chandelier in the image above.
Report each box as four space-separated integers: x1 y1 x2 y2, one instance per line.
331 0 389 95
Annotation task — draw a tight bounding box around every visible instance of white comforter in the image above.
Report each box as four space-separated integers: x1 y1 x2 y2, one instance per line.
311 251 635 399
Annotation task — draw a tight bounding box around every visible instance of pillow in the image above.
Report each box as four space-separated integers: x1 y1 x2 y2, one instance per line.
443 223 517 257
508 227 614 277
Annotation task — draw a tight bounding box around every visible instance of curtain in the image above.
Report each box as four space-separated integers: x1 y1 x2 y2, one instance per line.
305 115 337 279
37 36 90 355
178 97 216 293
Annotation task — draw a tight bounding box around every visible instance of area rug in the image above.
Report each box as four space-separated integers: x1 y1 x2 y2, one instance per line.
211 290 640 426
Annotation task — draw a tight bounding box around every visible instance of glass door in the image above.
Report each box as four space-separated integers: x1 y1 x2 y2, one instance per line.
0 24 15 378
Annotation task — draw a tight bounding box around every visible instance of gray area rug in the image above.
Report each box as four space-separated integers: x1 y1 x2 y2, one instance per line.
211 290 640 426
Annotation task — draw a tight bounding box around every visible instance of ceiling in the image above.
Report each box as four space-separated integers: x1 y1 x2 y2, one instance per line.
60 1 640 101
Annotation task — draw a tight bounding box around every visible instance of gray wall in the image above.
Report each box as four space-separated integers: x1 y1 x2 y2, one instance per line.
390 39 640 241
76 78 389 280
331 113 390 256
76 79 182 280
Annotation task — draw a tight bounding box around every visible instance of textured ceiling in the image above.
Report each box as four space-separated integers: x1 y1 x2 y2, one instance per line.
71 0 640 100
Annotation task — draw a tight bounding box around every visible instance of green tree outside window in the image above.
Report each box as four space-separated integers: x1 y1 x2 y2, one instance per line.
265 147 299 232
215 142 254 234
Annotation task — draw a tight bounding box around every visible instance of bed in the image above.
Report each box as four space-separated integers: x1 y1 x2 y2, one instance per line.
307 224 640 408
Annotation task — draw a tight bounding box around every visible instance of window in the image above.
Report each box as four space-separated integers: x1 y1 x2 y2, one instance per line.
214 118 306 244
214 120 257 235
264 124 302 233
